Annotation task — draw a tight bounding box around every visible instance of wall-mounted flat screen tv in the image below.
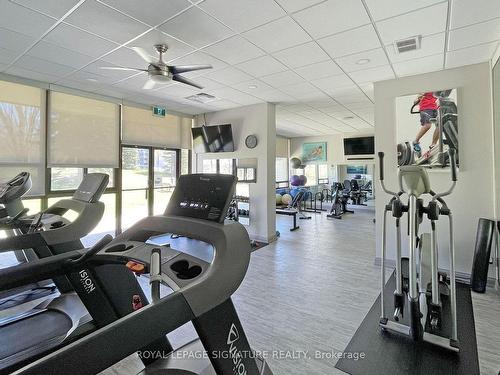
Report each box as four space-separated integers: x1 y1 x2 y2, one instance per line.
343 136 375 155
192 124 234 153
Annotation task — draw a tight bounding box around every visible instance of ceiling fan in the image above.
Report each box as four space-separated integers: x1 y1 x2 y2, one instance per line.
100 44 212 90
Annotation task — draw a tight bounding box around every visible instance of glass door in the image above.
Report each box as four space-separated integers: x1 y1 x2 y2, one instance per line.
121 146 150 230
153 149 178 215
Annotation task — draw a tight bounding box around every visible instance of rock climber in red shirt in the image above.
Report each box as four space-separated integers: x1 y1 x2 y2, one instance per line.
413 92 439 153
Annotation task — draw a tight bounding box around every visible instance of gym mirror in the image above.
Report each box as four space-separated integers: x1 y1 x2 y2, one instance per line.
395 89 459 168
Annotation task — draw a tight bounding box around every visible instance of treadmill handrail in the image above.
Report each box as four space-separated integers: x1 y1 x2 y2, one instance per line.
9 215 253 375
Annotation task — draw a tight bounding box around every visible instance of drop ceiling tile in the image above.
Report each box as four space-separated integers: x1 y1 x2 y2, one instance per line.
334 91 369 105
15 54 76 77
126 29 194 62
5 66 60 82
0 1 56 37
236 55 287 77
186 76 225 91
292 90 330 101
232 79 274 94
98 0 191 26
393 53 443 76
446 42 499 69
294 60 343 80
376 2 448 45
10 0 80 18
242 16 311 53
253 89 295 103
0 27 36 53
159 7 234 48
448 18 500 51
327 85 362 98
274 0 325 13
335 48 389 72
202 35 265 65
318 24 381 58
199 0 285 32
385 32 445 63
204 66 254 85
27 41 95 69
44 23 119 57
0 47 18 65
260 70 304 87
349 65 394 84
272 41 329 68
311 74 354 92
64 0 150 44
0 63 9 72
55 78 105 93
293 0 370 39
83 60 139 82
113 73 153 90
307 99 341 109
364 0 443 22
450 0 500 29
280 81 320 96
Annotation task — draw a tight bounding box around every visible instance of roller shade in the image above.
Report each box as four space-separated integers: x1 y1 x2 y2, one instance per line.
48 91 119 168
276 136 289 158
0 80 45 196
123 106 192 148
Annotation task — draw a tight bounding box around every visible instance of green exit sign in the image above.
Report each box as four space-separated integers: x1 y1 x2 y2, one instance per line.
152 106 166 117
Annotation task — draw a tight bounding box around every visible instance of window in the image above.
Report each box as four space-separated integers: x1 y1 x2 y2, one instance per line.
219 159 234 175
181 149 190 175
0 81 45 196
50 167 84 191
318 164 329 184
275 157 288 182
304 165 317 186
202 159 217 173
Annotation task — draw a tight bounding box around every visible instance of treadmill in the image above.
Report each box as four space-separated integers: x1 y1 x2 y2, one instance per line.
1 174 274 375
0 173 145 372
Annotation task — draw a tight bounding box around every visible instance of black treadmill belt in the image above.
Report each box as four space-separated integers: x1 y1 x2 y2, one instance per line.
336 274 479 375
0 310 72 367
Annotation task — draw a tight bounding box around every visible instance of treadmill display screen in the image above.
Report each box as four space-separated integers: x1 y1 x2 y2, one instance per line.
165 174 236 223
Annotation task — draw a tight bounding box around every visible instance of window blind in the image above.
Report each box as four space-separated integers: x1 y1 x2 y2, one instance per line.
0 80 45 196
122 106 192 148
48 91 119 168
276 136 289 158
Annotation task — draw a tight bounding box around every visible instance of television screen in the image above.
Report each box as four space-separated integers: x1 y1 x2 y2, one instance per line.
192 124 234 153
343 136 375 155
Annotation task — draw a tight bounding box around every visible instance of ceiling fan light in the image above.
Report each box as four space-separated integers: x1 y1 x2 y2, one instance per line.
150 74 170 83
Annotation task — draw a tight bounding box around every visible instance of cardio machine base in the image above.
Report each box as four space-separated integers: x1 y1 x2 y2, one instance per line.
336 273 478 375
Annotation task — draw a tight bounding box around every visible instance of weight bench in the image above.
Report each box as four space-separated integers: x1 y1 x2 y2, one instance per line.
276 209 299 231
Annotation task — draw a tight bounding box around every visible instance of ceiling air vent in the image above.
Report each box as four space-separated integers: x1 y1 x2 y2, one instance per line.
394 35 421 54
185 93 217 103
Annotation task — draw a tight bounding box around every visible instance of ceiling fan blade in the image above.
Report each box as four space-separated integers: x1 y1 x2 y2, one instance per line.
100 66 146 72
172 75 203 89
169 64 212 75
142 79 156 90
131 47 155 64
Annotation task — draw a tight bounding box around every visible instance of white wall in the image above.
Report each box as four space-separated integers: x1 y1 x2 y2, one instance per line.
290 132 375 183
374 62 496 277
494 60 500 222
194 103 276 243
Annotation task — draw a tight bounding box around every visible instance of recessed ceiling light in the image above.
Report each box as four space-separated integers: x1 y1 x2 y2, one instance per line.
356 58 370 65
86 78 98 82
343 116 355 120
248 84 258 89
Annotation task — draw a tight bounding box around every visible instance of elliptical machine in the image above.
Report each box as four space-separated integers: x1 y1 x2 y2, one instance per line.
378 148 459 352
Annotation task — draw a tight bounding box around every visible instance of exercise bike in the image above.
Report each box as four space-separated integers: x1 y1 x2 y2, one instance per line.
327 183 353 219
378 148 459 352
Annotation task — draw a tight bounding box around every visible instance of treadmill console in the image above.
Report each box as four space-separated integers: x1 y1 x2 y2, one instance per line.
165 174 236 223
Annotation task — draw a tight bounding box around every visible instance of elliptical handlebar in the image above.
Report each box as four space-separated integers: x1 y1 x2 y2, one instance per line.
432 148 458 201
449 148 457 182
378 151 400 197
